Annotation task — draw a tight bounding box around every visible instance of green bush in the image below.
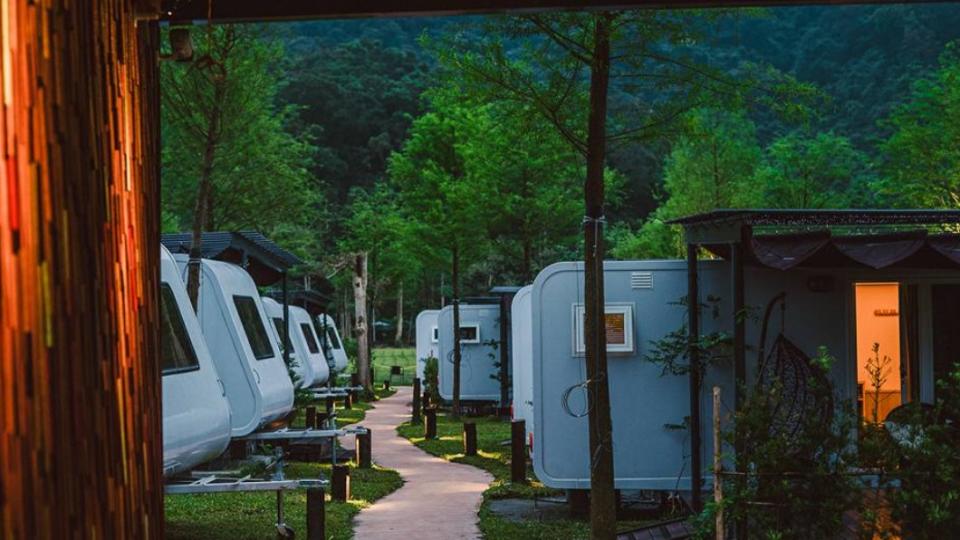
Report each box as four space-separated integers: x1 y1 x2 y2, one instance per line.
698 348 859 539
423 356 440 403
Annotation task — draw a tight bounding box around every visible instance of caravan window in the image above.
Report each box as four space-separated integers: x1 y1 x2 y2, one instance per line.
301 323 321 354
160 283 199 375
233 295 274 360
458 324 481 344
431 326 439 343
316 317 342 350
271 317 290 353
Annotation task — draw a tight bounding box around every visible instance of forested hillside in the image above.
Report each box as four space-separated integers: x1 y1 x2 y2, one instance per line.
161 4 960 342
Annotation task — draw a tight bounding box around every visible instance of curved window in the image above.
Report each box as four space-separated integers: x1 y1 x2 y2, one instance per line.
160 283 200 375
301 323 320 354
233 295 274 360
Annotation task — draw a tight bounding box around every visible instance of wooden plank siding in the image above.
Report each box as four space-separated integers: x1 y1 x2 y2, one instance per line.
0 2 162 538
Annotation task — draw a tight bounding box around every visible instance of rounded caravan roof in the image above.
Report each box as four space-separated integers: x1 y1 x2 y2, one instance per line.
174 254 294 437
160 246 231 476
289 304 331 386
415 310 441 380
314 314 348 374
510 286 534 443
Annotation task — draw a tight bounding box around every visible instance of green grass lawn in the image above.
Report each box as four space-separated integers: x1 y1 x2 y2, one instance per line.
397 411 655 540
165 461 402 540
165 388 401 539
371 347 417 386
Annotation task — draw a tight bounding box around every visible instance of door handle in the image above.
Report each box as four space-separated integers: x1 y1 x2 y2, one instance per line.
253 369 261 384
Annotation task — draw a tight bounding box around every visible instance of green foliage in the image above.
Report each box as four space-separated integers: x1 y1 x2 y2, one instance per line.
161 25 325 268
699 348 859 540
280 39 428 207
883 366 960 538
644 295 731 377
423 356 440 404
878 41 960 208
757 130 875 209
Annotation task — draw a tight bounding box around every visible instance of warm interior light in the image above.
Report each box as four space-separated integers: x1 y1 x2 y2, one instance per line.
855 282 902 423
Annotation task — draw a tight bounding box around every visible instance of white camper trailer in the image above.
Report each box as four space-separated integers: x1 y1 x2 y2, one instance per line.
262 297 330 387
437 302 502 402
314 314 348 375
175 255 294 437
415 310 441 380
160 246 232 476
532 210 960 496
510 286 534 448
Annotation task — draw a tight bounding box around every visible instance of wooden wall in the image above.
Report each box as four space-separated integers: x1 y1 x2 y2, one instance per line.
0 1 162 538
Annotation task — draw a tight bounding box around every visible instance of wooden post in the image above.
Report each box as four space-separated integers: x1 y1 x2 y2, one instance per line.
422 391 431 413
413 378 422 423
305 406 317 430
463 422 478 456
351 372 360 387
331 465 350 502
511 420 526 483
424 408 437 439
714 386 725 540
687 242 702 512
343 392 353 410
383 379 391 391
306 487 326 540
356 430 372 469
568 489 590 519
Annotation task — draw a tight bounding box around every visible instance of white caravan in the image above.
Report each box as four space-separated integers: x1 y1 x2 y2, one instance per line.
510 286 534 449
175 255 294 437
415 310 441 380
160 246 232 476
314 314 348 375
261 297 330 387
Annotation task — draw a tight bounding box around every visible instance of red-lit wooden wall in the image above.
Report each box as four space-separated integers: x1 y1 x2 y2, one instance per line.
0 1 162 538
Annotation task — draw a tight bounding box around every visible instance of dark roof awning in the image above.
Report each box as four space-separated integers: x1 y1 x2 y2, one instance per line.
161 231 302 286
702 230 960 270
269 288 335 315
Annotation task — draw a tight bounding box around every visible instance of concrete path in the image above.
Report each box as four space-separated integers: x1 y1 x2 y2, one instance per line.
353 386 493 540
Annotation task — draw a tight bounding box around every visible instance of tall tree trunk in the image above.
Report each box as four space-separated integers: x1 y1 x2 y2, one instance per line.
186 73 225 311
584 13 616 540
395 281 404 345
354 252 371 392
522 237 533 284
343 289 353 343
452 244 462 417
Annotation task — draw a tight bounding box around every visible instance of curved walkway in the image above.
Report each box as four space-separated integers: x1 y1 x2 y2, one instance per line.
353 386 493 539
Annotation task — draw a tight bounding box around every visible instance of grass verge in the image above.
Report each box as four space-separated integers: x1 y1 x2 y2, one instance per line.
165 461 402 540
371 348 416 386
166 387 401 539
397 411 654 539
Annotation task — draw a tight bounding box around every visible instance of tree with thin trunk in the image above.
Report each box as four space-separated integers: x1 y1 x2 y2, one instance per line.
432 11 814 538
161 24 323 306
353 252 371 392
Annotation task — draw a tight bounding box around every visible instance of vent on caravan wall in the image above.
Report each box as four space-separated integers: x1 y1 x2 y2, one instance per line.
630 272 653 289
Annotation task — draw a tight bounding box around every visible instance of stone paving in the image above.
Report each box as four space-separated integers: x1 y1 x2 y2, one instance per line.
353 386 494 539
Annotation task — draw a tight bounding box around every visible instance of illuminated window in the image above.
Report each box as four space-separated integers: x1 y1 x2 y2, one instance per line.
233 295 274 360
572 303 635 355
160 283 200 374
855 283 902 423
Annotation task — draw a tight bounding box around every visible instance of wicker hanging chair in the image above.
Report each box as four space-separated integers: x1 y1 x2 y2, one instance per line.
755 293 834 444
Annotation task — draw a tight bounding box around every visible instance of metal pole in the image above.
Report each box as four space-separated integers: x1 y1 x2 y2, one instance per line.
731 235 747 540
714 386 725 540
282 271 290 366
687 243 702 512
499 293 510 411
